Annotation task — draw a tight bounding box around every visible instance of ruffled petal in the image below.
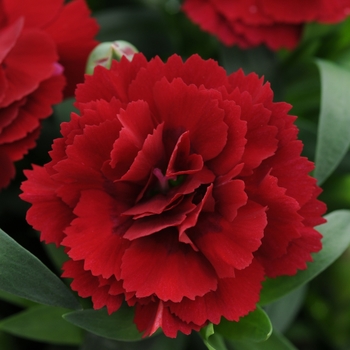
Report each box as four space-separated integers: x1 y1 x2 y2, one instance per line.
152 78 228 161
2 0 64 29
1 24 58 107
62 259 124 314
62 189 131 280
121 231 217 302
134 300 201 338
20 165 74 245
192 202 266 278
0 151 15 189
167 259 264 325
44 0 99 96
262 227 323 277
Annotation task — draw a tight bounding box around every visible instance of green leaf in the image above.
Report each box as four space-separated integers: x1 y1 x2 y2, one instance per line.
264 285 306 332
64 304 142 342
315 59 350 184
0 305 83 345
230 330 297 350
42 243 68 273
200 324 228 350
0 331 14 350
0 289 35 308
260 210 350 305
0 228 80 310
80 332 189 350
215 306 272 343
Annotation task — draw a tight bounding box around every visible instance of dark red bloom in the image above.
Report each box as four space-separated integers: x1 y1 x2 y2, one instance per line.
0 0 99 189
182 0 350 50
20 53 326 338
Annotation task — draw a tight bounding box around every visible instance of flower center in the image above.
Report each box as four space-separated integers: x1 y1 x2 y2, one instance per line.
152 168 186 194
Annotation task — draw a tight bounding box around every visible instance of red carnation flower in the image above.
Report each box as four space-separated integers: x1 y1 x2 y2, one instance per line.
182 0 350 50
0 0 99 189
20 53 326 338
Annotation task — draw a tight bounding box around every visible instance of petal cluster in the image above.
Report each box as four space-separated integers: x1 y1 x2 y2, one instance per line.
20 53 326 338
0 0 99 189
182 0 350 50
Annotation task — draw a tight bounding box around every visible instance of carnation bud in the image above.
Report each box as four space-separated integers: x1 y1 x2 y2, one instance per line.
85 40 138 74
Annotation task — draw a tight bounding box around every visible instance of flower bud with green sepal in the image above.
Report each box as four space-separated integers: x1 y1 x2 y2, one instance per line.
85 40 138 74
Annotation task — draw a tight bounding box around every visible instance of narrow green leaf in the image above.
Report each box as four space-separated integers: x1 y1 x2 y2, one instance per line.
315 59 350 184
80 331 188 350
215 306 272 342
0 228 80 310
230 330 297 350
200 324 228 350
260 210 350 305
0 305 83 345
0 289 35 308
42 243 68 273
64 304 142 342
264 285 306 332
0 331 15 350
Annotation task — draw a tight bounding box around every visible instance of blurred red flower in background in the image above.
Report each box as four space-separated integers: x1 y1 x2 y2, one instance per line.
182 0 350 50
21 53 326 338
0 0 99 189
